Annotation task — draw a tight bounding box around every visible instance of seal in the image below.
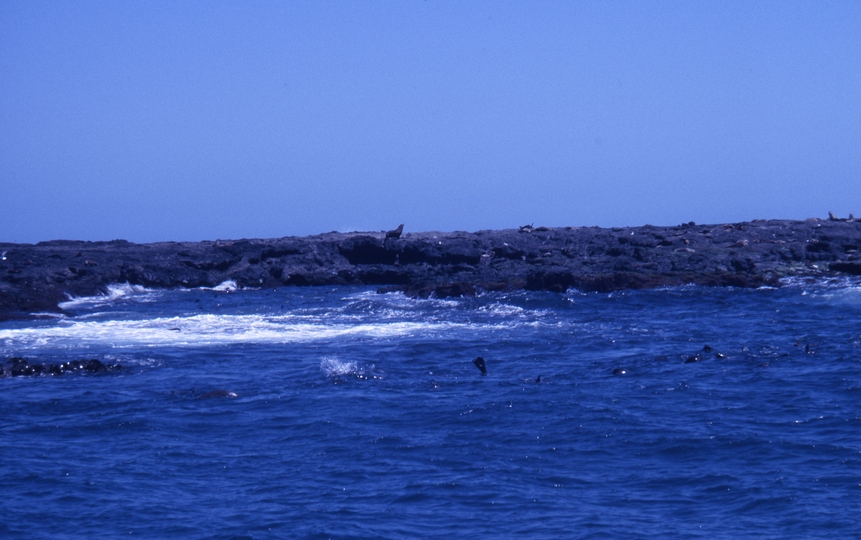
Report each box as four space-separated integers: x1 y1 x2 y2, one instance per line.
385 224 404 241
198 389 238 399
472 356 487 375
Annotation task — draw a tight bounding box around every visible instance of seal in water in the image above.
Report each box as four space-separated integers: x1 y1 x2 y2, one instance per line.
385 224 404 241
198 389 238 399
472 356 487 375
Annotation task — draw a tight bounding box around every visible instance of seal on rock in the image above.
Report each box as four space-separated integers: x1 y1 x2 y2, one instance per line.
385 224 404 241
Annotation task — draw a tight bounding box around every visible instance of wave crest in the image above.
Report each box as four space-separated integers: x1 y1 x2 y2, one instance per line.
58 283 157 310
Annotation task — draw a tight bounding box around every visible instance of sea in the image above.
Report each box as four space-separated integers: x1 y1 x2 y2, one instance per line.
2 279 861 539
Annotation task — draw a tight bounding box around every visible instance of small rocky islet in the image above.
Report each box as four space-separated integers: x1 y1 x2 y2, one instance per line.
2 215 860 322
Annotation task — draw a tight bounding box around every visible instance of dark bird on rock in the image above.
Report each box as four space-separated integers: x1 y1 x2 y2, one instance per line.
472 356 487 375
385 224 404 241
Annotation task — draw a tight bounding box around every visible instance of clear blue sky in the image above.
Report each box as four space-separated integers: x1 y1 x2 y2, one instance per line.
2 1 859 243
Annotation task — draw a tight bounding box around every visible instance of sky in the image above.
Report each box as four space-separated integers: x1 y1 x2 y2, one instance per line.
1 1 860 243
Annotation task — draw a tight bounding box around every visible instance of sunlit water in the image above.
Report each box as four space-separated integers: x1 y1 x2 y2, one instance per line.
2 280 861 539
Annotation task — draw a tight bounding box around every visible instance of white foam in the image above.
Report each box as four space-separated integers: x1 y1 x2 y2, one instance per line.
210 280 238 292
478 302 526 317
320 356 359 377
0 313 496 350
29 312 69 319
348 289 461 308
319 355 382 380
779 275 861 289
58 283 158 310
814 286 861 306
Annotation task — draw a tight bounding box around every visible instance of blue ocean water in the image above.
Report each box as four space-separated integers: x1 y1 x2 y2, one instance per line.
2 280 861 539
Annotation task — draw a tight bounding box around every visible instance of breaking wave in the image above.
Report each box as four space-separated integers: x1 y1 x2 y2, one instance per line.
58 283 158 310
0 313 491 351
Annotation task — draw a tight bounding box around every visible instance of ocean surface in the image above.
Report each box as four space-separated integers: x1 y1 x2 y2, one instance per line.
2 280 861 539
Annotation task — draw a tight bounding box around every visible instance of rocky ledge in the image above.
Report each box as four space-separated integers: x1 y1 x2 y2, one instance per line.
2 217 861 321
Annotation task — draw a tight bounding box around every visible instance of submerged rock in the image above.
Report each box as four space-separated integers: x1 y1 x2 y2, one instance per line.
0 357 121 377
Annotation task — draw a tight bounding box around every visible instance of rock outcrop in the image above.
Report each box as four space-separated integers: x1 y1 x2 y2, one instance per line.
2 217 861 320
0 357 121 377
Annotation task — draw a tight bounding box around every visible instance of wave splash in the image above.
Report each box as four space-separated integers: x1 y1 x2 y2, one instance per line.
58 283 158 310
320 356 381 381
0 313 488 351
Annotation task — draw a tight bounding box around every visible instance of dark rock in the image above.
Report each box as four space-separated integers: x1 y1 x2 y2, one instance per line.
492 245 527 260
260 246 301 260
338 237 397 265
3 218 861 320
806 241 832 253
83 359 109 373
830 262 861 275
400 281 477 299
399 241 482 266
1 357 121 377
731 258 756 272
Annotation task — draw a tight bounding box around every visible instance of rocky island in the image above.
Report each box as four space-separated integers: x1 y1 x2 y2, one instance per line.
2 216 861 321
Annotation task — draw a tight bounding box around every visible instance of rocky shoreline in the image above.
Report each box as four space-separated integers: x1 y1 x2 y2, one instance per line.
3 217 861 321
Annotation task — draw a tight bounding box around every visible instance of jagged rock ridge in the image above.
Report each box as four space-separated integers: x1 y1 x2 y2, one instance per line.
2 217 860 320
